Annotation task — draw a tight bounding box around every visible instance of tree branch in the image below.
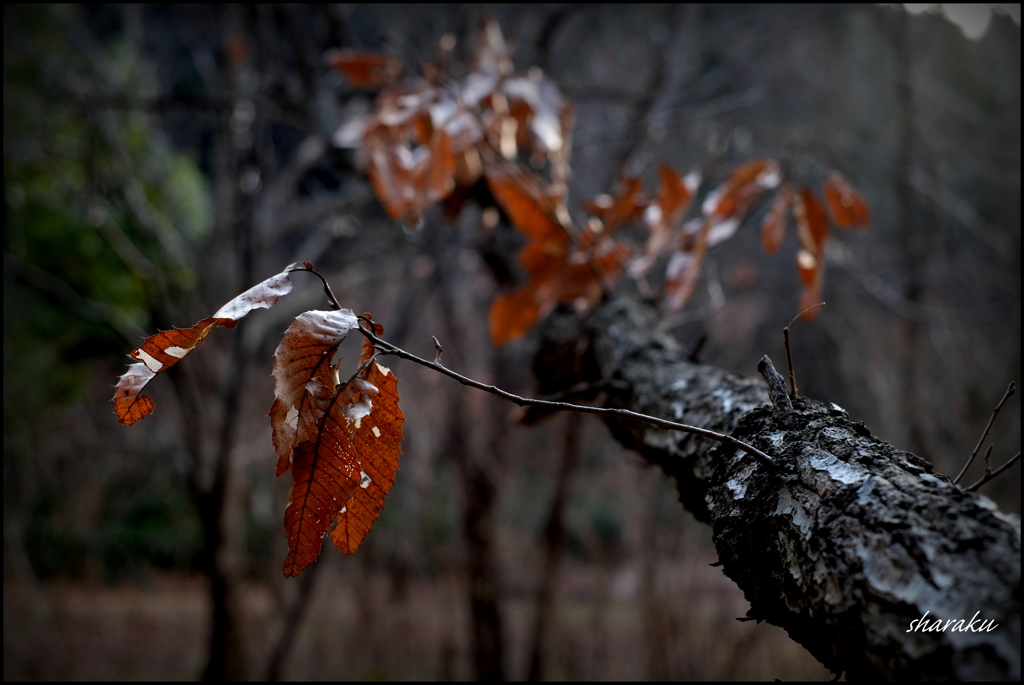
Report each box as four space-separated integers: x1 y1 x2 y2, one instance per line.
967 450 1021 493
953 381 1015 484
354 319 775 465
532 296 1020 680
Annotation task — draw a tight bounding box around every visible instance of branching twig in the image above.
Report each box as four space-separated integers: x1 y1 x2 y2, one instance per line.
967 451 1020 493
354 322 775 465
953 382 1015 485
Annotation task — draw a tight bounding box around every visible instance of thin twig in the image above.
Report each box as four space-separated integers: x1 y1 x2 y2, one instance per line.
967 451 1021 493
354 322 775 465
525 412 580 681
783 301 825 397
288 263 343 310
953 382 1015 485
783 328 797 397
687 333 708 364
264 558 322 680
786 302 826 328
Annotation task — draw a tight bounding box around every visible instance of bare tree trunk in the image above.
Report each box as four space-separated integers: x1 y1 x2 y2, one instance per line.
535 297 1020 680
892 9 929 461
435 220 506 681
203 8 256 679
639 471 670 681
263 556 322 681
526 412 581 681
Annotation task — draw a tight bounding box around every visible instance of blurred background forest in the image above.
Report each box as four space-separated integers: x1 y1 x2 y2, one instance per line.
4 4 1020 681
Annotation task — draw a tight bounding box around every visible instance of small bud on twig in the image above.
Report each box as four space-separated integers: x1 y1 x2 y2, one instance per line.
432 336 444 364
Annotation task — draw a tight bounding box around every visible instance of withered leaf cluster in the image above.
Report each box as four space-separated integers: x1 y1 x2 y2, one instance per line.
114 266 403 576
333 20 870 341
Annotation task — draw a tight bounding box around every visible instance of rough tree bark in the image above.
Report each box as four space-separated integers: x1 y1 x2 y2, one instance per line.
534 297 1020 680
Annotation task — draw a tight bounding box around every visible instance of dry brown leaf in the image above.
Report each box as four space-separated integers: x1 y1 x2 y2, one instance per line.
330 360 404 554
656 164 696 225
657 160 781 311
798 286 824 322
702 159 779 220
501 75 571 160
327 50 403 89
112 364 157 427
797 249 818 287
797 187 829 252
270 309 358 476
824 170 870 228
587 176 645 233
113 264 301 425
664 249 698 311
281 331 403 576
489 287 542 347
489 238 630 346
365 126 412 220
628 166 698 279
557 241 631 306
486 172 569 246
761 192 789 254
425 128 456 203
364 121 457 225
793 188 829 321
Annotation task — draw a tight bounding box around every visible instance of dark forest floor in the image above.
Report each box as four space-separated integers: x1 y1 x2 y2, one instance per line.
4 550 833 681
